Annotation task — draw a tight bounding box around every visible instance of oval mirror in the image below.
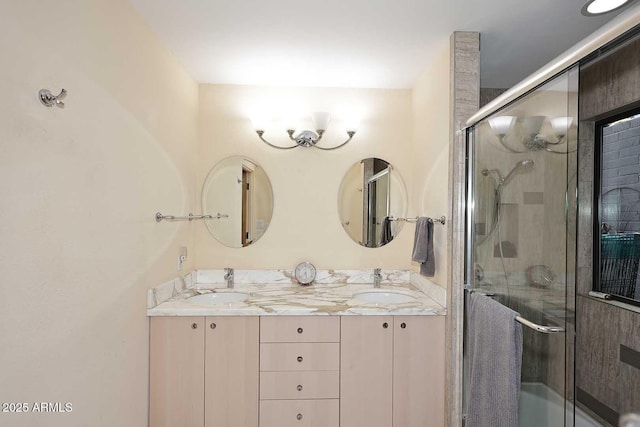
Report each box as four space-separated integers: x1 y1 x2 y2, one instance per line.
338 158 408 248
202 156 273 248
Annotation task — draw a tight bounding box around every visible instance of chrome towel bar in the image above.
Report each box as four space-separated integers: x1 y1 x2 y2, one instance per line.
389 216 446 225
155 212 228 222
466 289 565 334
515 316 564 334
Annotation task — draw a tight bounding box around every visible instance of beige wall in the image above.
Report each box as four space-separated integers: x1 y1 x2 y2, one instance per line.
411 46 451 288
195 85 416 269
0 1 454 424
0 1 198 426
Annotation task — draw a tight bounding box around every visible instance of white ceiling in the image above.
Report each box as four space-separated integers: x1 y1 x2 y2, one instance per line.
129 0 628 89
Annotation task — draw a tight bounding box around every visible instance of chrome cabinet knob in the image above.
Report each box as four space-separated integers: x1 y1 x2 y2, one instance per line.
191 323 198 329
400 322 406 329
297 327 303 334
382 322 389 329
297 384 303 391
297 356 303 362
210 323 217 329
297 413 303 420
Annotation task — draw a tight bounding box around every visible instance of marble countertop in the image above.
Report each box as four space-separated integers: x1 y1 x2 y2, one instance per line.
148 279 446 317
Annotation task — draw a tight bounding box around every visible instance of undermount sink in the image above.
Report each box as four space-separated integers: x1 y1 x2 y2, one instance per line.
351 290 416 304
187 292 249 305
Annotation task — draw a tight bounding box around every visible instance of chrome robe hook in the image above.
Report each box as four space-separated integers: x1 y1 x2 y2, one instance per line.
39 88 67 108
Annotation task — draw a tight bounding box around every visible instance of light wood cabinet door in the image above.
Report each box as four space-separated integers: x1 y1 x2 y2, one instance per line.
393 316 445 427
205 316 259 427
150 317 205 427
340 316 393 427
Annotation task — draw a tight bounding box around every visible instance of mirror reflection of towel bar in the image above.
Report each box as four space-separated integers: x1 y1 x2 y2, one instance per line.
389 216 446 225
155 212 229 222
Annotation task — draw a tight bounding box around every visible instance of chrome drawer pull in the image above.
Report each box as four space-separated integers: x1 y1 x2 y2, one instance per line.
297 413 303 420
297 384 303 391
297 356 303 362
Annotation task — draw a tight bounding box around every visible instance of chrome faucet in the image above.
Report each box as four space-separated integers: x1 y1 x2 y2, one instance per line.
373 268 382 288
224 268 234 289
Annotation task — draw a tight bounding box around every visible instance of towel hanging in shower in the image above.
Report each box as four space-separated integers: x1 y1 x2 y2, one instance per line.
466 292 523 427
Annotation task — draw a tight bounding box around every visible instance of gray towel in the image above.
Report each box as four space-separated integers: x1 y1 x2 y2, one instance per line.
411 217 435 276
380 216 393 245
466 292 522 427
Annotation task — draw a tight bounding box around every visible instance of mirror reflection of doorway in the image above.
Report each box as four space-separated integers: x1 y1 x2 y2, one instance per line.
241 162 255 246
363 158 391 248
366 168 390 247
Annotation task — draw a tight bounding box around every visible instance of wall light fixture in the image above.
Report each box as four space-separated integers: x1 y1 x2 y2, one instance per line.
253 112 356 150
487 115 574 154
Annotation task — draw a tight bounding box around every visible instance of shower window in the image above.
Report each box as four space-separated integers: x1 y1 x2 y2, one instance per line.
595 108 640 304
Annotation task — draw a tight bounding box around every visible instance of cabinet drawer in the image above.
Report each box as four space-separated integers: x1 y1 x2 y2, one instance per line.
260 343 339 371
260 399 339 427
260 371 339 400
260 316 340 343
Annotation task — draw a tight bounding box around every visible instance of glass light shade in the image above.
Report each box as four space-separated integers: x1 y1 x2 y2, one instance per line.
311 112 331 131
251 115 269 132
584 0 628 15
521 116 546 136
488 116 517 136
344 116 360 133
550 117 574 136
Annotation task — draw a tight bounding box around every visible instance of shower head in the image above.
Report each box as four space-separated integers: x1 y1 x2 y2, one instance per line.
503 159 535 185
516 159 535 169
482 159 535 186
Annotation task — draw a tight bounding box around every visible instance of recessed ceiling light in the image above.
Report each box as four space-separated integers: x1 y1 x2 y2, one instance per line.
582 0 631 16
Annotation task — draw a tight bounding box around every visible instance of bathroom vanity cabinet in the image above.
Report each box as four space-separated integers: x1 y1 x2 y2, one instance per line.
149 315 444 427
149 316 259 427
341 316 445 427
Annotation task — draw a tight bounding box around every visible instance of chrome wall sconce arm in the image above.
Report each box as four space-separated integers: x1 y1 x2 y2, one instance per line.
314 130 356 151
256 130 298 150
254 112 357 150
39 88 67 108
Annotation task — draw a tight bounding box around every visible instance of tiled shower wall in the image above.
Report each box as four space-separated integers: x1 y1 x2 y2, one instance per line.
577 35 640 426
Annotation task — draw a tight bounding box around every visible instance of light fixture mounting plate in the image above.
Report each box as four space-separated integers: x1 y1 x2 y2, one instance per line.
294 130 321 147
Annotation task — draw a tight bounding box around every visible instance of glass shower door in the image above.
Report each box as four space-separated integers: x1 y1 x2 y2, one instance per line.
464 66 578 426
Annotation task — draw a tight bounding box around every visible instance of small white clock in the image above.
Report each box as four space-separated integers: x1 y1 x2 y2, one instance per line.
294 262 316 285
